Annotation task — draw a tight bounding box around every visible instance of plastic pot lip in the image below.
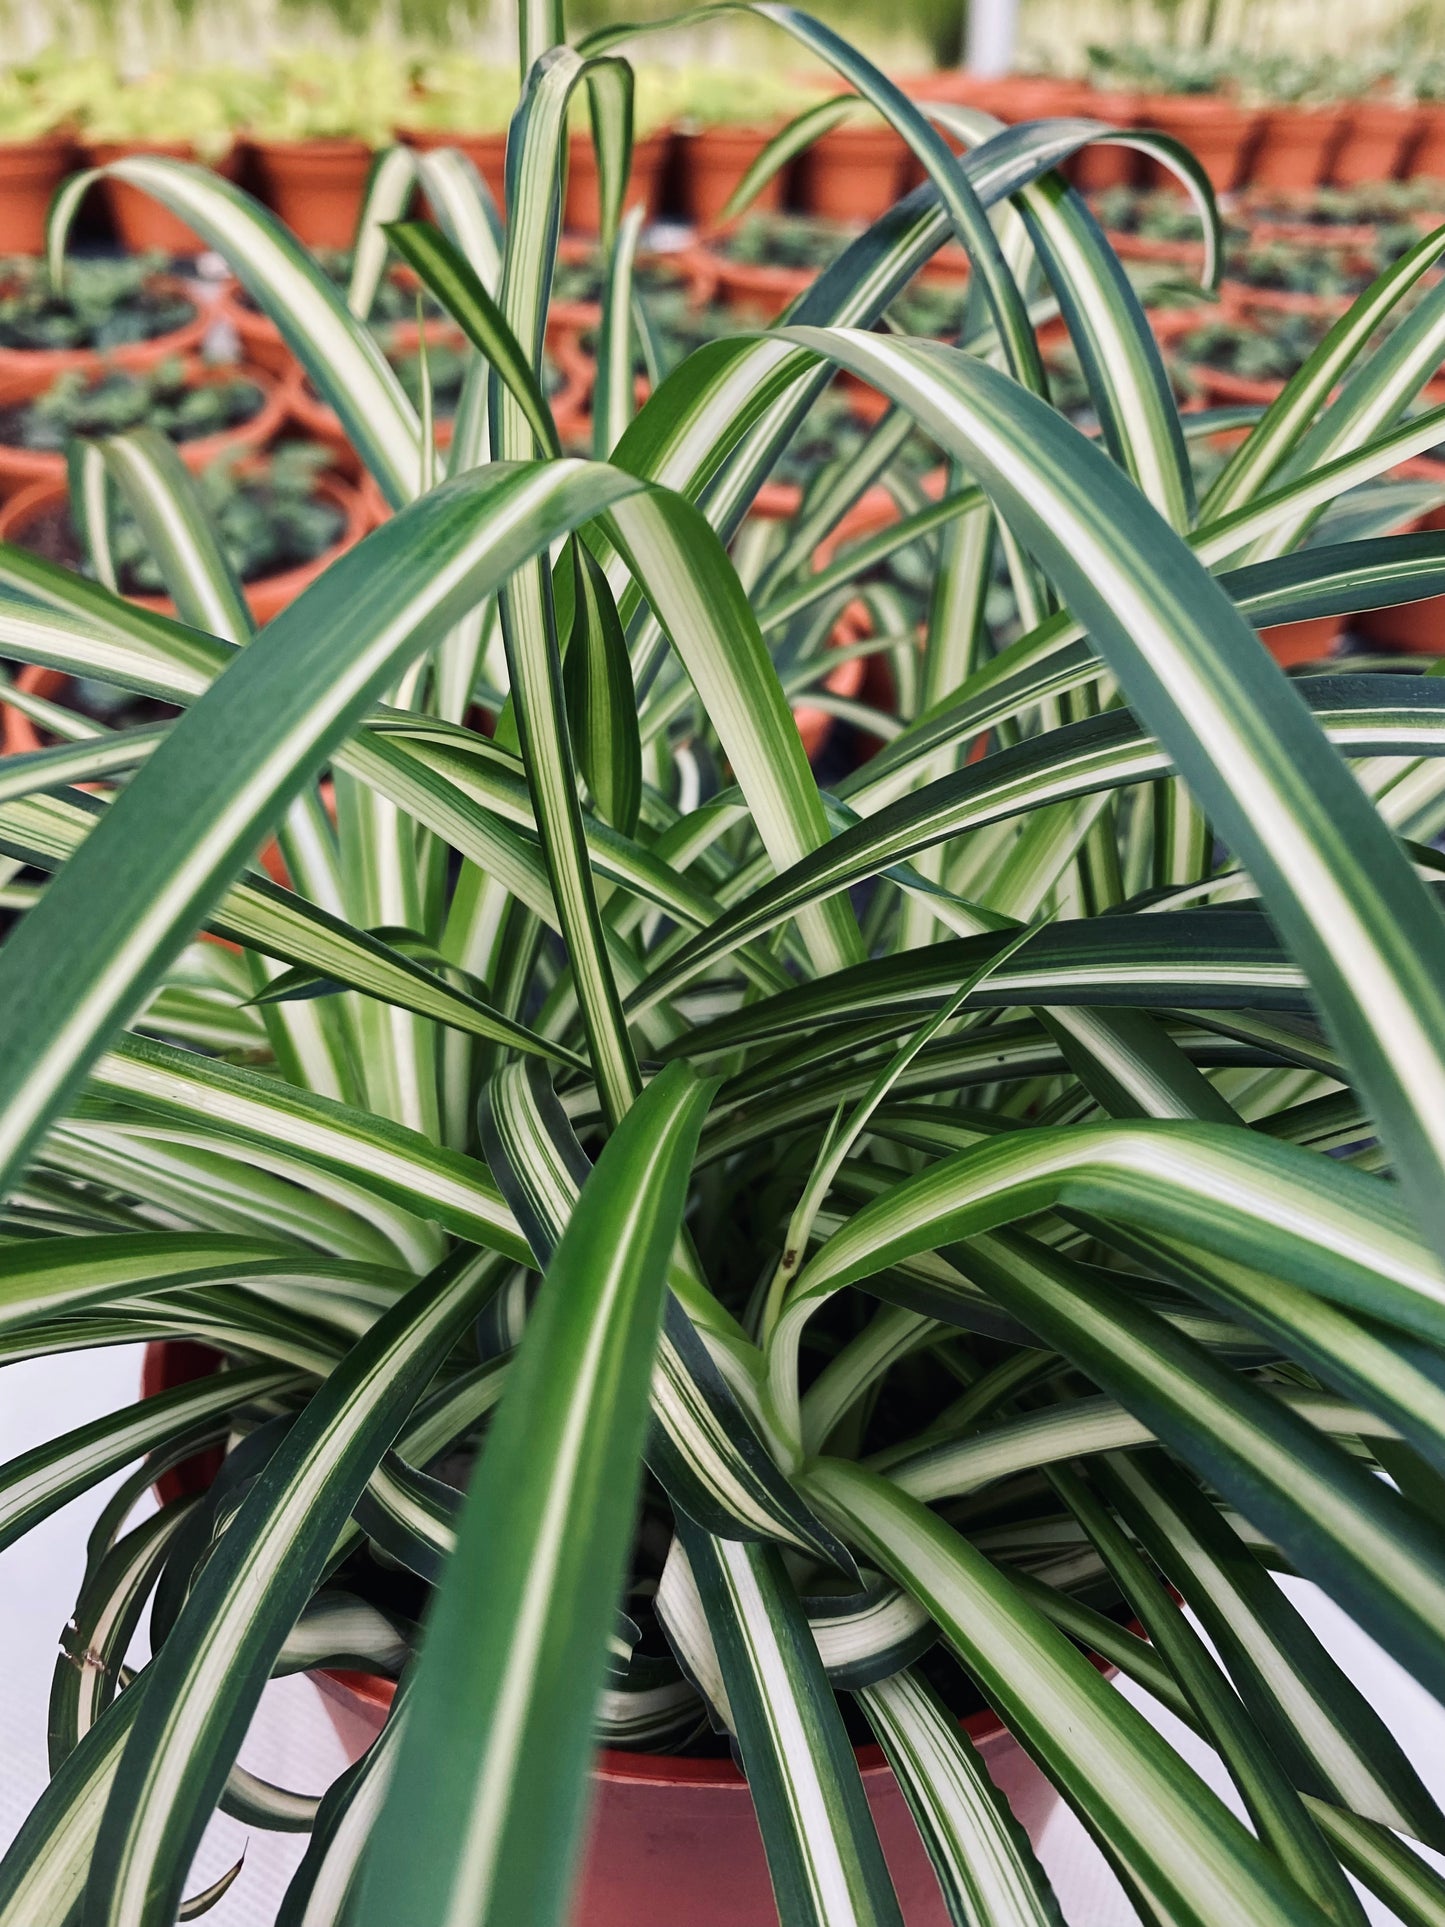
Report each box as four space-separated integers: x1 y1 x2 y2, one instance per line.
142 1339 1038 1786
0 132 74 161
0 462 366 623
0 353 286 486
311 1666 1014 1786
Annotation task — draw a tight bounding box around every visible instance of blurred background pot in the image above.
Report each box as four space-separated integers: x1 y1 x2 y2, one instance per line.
250 136 373 247
1250 105 1347 190
564 129 670 233
0 135 72 254
87 139 238 254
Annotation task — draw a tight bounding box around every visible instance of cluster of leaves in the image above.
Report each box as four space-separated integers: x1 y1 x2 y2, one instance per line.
6 27 1445 1927
1177 310 1331 381
0 47 104 143
0 254 195 355
551 243 699 310
92 442 343 594
66 58 270 159
1248 181 1445 228
718 211 854 271
12 358 264 454
1085 42 1417 104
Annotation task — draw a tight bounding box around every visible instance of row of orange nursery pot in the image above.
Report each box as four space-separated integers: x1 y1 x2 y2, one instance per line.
920 72 1445 196
11 68 1445 261
0 115 989 257
3 211 1441 782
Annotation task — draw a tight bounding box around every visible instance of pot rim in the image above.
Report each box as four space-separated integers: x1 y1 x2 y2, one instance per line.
138 1340 1111 1796
0 353 286 469
0 270 208 379
311 1665 1014 1787
0 463 366 620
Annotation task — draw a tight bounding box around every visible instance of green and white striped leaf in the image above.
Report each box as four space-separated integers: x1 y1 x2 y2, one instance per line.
50 159 421 506
858 1668 1063 1927
353 1061 713 1927
678 1523 905 1927
84 1247 502 1927
804 1458 1335 1927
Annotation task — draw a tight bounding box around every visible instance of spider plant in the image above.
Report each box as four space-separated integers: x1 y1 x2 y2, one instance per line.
4 7 1445 1927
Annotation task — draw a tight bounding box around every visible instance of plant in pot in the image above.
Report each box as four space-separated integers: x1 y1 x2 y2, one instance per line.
295 334 584 472
226 243 448 375
249 49 409 250
0 251 207 386
1093 44 1262 193
1221 238 1360 318
7 20 1445 1927
1410 53 1445 185
673 66 825 229
0 353 283 497
1172 309 1332 404
704 209 853 315
0 50 85 256
0 439 363 633
1240 179 1442 249
1330 57 1420 186
1239 53 1346 196
795 92 911 227
76 63 260 257
1075 45 1145 191
1092 184 1233 265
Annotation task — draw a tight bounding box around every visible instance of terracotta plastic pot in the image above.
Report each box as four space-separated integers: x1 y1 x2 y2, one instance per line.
564 130 671 234
794 605 869 764
87 141 237 255
1330 100 1418 185
134 1330 1070 1927
0 272 208 389
1004 77 1096 122
250 137 374 249
312 1665 1057 1927
0 136 74 255
1139 94 1262 194
682 123 785 229
1358 596 1445 653
1259 611 1343 666
914 73 1088 124
918 244 970 286
401 126 509 217
0 356 287 499
1249 106 1346 192
222 284 295 378
0 467 366 628
797 122 908 224
1412 105 1445 183
0 662 67 757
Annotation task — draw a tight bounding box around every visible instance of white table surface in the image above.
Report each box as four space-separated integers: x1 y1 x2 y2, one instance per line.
2 1348 1442 1925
